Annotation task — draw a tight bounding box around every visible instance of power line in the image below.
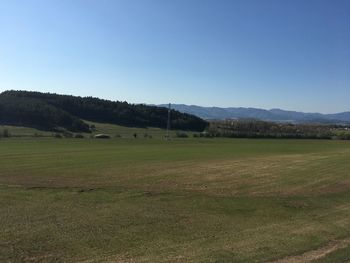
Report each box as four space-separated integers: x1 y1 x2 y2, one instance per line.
166 103 171 140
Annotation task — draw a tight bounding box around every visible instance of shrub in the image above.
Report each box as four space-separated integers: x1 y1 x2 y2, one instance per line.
3 129 10 138
75 134 84 139
94 134 111 139
176 131 189 138
54 133 63 138
337 132 350 140
63 131 73 138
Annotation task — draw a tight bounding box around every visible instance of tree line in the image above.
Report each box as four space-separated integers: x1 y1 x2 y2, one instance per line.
206 119 349 139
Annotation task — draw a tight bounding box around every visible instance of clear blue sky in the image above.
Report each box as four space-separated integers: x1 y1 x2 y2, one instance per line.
0 0 349 113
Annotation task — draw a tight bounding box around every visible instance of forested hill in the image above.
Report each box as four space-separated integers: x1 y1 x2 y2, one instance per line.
0 91 208 132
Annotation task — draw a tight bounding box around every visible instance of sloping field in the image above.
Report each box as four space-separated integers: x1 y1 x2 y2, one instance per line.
0 121 193 139
1 138 350 262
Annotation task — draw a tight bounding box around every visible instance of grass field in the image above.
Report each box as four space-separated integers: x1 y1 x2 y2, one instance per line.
0 122 193 139
1 137 350 262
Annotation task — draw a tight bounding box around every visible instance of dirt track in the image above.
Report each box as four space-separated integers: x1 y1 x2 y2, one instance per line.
270 238 350 263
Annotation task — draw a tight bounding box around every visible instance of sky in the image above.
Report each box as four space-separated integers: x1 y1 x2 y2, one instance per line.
0 0 349 113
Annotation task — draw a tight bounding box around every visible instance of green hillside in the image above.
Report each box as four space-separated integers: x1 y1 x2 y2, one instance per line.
0 90 208 132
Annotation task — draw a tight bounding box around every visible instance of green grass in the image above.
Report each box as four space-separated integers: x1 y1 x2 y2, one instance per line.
1 121 193 139
0 125 52 137
85 121 193 139
1 138 350 262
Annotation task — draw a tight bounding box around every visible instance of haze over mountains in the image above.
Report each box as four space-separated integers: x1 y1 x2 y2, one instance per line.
158 104 350 124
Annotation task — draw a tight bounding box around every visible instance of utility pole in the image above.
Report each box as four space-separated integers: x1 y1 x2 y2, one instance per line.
166 103 171 140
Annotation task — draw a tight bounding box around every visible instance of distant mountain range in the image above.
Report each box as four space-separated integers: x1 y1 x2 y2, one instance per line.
158 104 350 124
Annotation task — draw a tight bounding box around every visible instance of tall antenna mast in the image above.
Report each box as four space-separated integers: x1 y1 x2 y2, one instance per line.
166 103 171 140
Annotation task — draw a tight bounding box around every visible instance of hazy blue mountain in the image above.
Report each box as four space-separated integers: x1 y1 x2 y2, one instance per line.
158 104 350 124
326 112 350 122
